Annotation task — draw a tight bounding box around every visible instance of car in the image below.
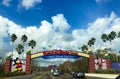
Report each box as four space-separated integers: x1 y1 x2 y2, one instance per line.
72 71 85 78
53 71 60 76
70 71 75 75
51 69 54 73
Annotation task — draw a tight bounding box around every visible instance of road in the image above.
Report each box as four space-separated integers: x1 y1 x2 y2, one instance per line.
31 72 107 79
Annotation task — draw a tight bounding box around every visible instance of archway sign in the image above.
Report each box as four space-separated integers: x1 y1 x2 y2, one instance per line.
4 49 111 74
31 50 89 59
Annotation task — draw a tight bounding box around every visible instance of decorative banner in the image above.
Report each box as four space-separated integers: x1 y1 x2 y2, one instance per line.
41 54 81 59
11 58 26 72
31 50 90 59
111 63 120 71
94 57 107 70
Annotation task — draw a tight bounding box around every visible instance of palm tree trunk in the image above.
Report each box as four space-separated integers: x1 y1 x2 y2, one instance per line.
19 54 20 59
31 47 34 54
92 45 96 59
12 42 14 59
22 43 25 59
22 52 24 59
113 41 118 62
110 41 116 62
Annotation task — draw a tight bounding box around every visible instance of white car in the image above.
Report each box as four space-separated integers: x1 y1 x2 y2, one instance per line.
53 71 60 76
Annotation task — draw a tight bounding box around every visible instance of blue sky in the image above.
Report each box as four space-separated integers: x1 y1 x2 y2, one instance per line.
0 0 120 66
1 0 120 29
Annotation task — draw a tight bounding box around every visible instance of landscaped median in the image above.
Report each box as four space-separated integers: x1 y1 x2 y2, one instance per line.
85 73 119 79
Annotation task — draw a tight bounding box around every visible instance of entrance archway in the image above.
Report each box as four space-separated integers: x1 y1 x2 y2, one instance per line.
4 49 111 74
26 49 94 74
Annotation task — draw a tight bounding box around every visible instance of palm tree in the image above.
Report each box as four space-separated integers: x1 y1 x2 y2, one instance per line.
78 47 81 51
108 31 117 47
16 44 24 58
87 37 96 50
101 33 108 48
10 34 17 58
81 44 88 52
88 38 96 58
91 38 96 50
21 34 28 58
21 35 28 44
0 56 4 64
28 39 36 53
87 40 93 47
118 31 120 38
108 31 117 62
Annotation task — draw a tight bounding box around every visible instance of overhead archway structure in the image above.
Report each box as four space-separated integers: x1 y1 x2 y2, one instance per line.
29 50 95 74
31 50 89 59
4 49 111 74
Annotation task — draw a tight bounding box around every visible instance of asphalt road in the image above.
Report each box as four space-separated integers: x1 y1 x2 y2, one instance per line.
31 72 107 79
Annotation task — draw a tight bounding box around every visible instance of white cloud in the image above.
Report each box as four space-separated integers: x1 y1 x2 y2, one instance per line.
19 0 42 10
0 16 10 57
52 14 70 32
2 0 11 7
0 12 120 66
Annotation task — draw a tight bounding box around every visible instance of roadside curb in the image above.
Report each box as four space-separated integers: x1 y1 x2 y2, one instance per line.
85 73 119 79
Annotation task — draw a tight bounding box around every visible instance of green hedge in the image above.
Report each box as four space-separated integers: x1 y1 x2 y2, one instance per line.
0 72 25 77
6 57 12 60
0 71 4 77
95 69 120 74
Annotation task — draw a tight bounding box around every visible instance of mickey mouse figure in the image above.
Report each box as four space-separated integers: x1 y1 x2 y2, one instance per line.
13 57 24 72
96 57 105 69
97 57 102 68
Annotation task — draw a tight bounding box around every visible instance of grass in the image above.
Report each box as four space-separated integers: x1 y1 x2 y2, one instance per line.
0 77 10 79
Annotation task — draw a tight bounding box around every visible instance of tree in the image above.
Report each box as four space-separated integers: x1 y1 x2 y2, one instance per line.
118 31 120 38
0 56 4 65
21 34 28 58
95 49 103 58
10 34 17 58
16 44 24 58
101 33 108 48
81 44 88 52
28 39 36 53
108 31 117 46
87 37 96 50
21 34 28 43
87 40 93 47
88 37 96 57
92 38 96 51
0 56 4 72
108 31 117 62
31 59 39 72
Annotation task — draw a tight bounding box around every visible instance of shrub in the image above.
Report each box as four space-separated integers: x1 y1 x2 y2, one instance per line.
0 71 4 77
95 69 120 74
0 72 25 77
